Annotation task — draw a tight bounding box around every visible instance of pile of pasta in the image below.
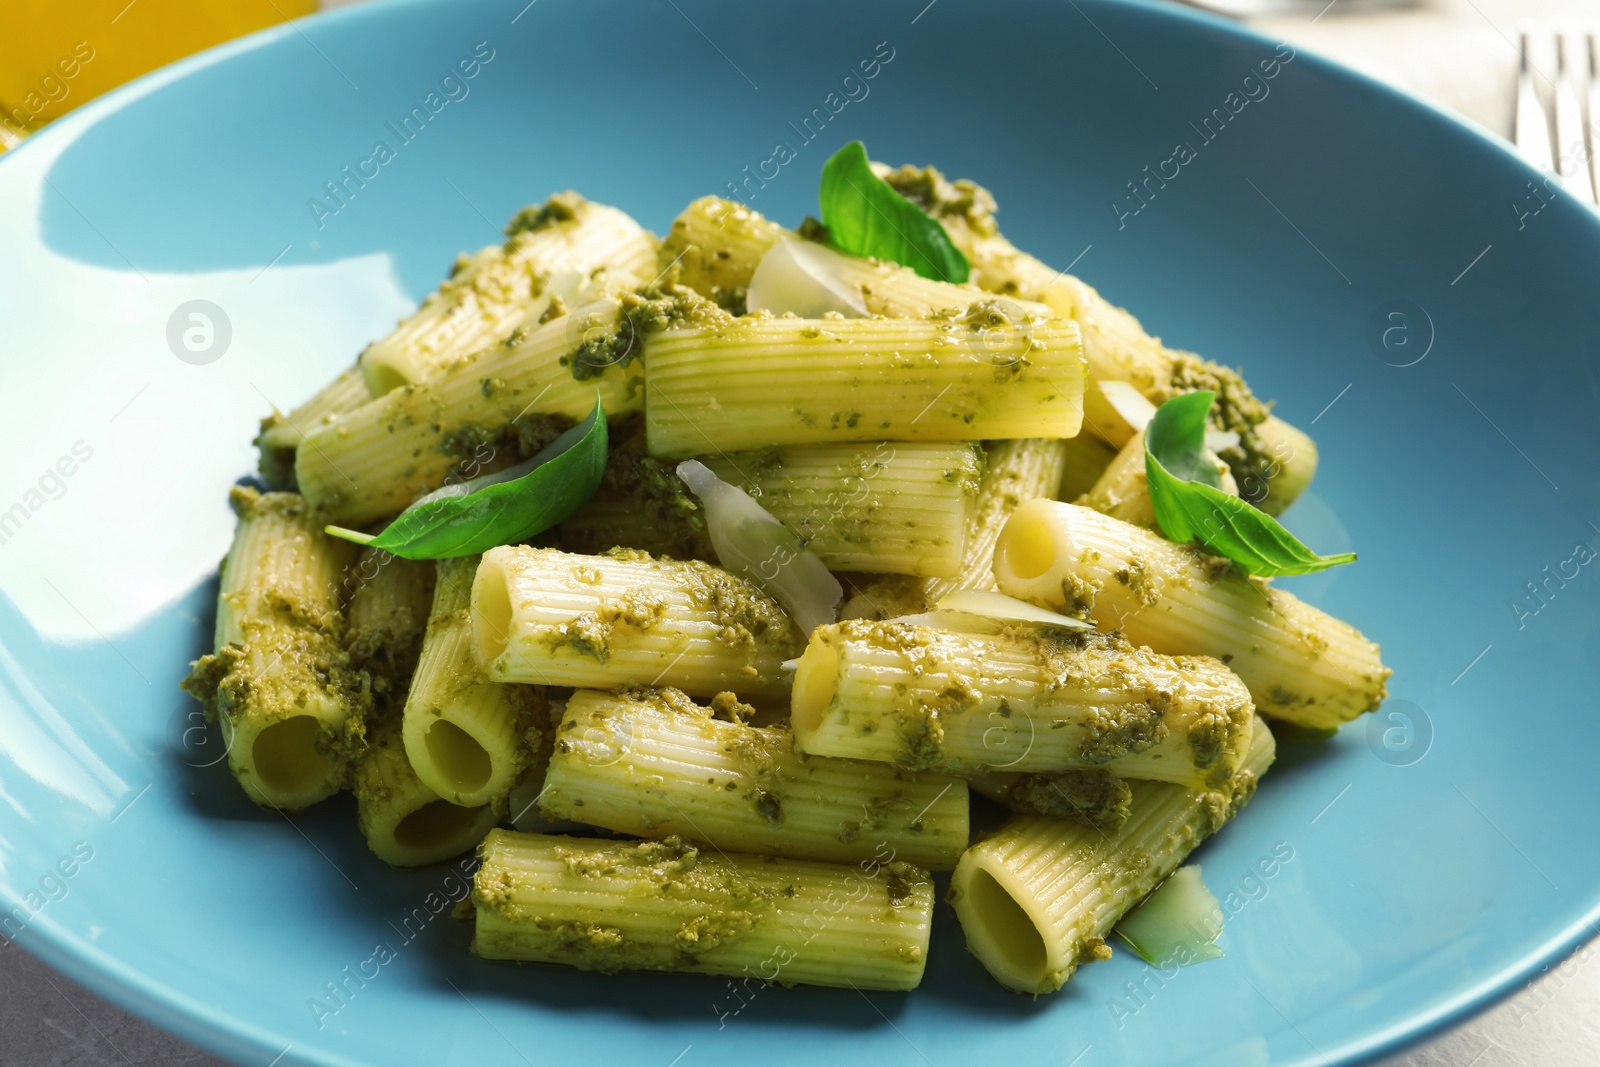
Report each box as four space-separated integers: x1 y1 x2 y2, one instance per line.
183 171 1390 996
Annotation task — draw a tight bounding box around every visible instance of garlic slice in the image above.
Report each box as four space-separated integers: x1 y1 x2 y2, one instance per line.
676 460 842 637
746 238 869 318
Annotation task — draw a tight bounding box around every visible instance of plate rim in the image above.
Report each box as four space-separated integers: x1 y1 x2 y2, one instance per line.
1 0 1595 1064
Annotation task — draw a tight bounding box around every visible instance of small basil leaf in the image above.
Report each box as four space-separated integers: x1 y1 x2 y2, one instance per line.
326 393 608 560
1144 390 1226 489
818 141 970 283
1144 392 1355 577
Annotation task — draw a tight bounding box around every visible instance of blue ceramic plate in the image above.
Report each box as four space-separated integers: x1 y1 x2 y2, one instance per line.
2 1 1597 1064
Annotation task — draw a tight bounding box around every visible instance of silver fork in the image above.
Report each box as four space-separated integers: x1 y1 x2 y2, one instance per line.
1513 25 1599 206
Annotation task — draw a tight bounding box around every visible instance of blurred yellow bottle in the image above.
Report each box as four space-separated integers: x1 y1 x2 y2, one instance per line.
0 0 317 144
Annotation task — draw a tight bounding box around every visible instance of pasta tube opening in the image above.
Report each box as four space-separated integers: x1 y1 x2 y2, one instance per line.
357 718 502 867
251 715 336 797
959 868 1050 990
405 555 540 808
392 798 494 852
423 720 493 796
993 505 1059 583
362 362 409 399
472 554 514 667
789 639 839 740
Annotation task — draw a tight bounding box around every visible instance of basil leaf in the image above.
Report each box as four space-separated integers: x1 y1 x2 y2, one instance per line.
326 393 607 560
1144 391 1355 577
819 141 970 283
1144 391 1226 489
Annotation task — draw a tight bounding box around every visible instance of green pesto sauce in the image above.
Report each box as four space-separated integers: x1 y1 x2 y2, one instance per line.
883 862 925 907
560 436 715 562
345 609 427 709
794 216 829 243
677 555 800 658
709 692 760 728
1059 562 1102 619
563 286 731 383
503 191 586 240
838 789 912 843
253 416 298 490
1111 557 1162 608
182 620 370 771
712 286 748 317
1165 351 1274 493
878 163 1000 238
435 412 574 467
830 620 1241 771
538 294 569 325
958 299 1019 330
542 586 668 663
1075 701 1167 765
1003 769 1132 830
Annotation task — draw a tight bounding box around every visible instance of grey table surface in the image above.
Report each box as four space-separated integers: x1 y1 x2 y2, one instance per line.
4 0 1599 1064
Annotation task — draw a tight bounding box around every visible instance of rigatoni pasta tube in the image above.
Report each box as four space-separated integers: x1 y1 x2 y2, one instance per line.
180 488 364 810
759 236 1020 320
926 437 1070 602
297 289 722 524
702 441 981 578
344 548 436 700
660 196 789 300
993 500 1389 728
1078 430 1158 528
296 301 624 525
360 194 657 395
563 440 981 578
1057 429 1121 502
356 720 498 867
471 830 934 990
540 688 968 869
947 716 1275 994
403 556 544 808
666 196 1038 320
644 304 1086 457
790 620 1254 789
256 365 371 487
837 438 1074 618
471 546 800 699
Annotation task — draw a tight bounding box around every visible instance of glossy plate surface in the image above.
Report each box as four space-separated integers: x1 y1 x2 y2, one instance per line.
1 1 1596 1064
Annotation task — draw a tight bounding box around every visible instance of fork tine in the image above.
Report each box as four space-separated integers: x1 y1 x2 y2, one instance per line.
1554 32 1596 204
1514 28 1555 174
1589 34 1600 203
